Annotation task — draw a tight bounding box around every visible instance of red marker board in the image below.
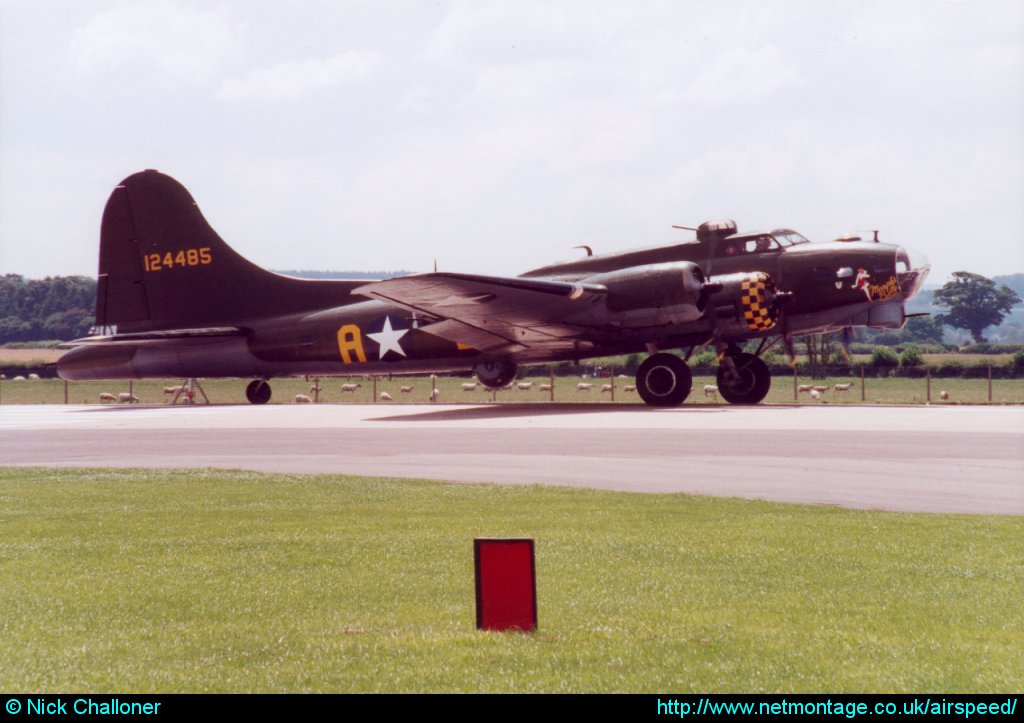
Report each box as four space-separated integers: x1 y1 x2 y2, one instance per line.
474 538 537 632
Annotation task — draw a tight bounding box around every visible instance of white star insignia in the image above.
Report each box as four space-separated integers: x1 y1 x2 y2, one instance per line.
368 316 409 359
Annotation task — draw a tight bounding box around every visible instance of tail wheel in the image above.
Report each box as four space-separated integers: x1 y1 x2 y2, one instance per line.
716 352 771 405
636 353 692 407
246 379 272 404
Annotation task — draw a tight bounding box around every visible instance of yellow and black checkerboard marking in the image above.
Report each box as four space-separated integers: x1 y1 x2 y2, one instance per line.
740 273 777 332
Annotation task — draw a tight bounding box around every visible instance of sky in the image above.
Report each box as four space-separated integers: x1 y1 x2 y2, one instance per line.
1 0 1022 285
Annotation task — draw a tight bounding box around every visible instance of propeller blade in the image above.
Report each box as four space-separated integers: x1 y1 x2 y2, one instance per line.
839 327 853 362
783 334 797 368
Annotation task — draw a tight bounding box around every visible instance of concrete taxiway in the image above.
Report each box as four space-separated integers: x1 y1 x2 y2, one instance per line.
2 403 1022 514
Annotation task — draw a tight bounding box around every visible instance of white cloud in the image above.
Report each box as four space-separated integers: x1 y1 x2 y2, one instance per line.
397 85 433 114
66 0 240 84
470 59 590 107
682 45 803 104
4 1 1020 282
217 51 381 102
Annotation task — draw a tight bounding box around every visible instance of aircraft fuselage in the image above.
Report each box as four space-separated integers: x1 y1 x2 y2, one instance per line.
57 170 930 406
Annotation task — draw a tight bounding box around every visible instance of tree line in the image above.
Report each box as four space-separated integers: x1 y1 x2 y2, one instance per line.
0 274 96 343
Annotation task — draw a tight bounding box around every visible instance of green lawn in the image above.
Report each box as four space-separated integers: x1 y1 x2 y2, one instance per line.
1 468 1020 693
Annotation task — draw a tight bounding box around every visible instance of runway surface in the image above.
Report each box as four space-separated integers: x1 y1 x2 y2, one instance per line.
2 403 1022 514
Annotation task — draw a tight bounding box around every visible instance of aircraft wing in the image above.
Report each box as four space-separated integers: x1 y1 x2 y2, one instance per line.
354 273 606 352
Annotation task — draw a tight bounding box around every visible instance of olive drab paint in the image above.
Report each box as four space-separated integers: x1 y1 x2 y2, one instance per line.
59 170 931 407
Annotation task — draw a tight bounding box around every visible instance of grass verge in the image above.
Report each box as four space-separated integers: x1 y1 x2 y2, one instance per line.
1 467 1021 692
1 375 1022 405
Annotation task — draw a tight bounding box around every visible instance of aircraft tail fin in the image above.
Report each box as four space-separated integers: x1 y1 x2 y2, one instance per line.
95 170 363 333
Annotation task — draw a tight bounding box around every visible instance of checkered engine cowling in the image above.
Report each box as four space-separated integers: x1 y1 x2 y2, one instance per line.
738 272 778 332
707 271 781 336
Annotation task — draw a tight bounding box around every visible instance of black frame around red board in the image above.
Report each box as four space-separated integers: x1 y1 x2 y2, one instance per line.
474 538 537 632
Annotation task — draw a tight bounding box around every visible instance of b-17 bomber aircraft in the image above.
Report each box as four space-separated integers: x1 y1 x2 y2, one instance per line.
58 170 930 406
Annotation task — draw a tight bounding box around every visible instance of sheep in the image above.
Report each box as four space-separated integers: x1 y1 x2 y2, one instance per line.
0 373 5 379
309 384 321 395
601 384 613 393
810 389 821 401
939 390 949 401
117 392 139 403
576 382 593 391
27 373 40 380
294 394 312 404
812 385 829 394
99 392 116 403
623 385 636 392
703 384 718 398
797 384 814 394
539 384 552 392
429 388 440 402
340 383 361 393
400 385 413 393
460 382 478 391
516 381 534 391
163 385 185 395
379 391 393 401
833 383 852 393
12 375 25 381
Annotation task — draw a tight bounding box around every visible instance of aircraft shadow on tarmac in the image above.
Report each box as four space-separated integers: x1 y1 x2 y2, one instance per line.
365 402 799 422
63 401 801 422
68 404 211 413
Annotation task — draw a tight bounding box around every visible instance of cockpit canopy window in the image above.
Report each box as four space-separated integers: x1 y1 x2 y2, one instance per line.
715 235 780 257
771 230 810 246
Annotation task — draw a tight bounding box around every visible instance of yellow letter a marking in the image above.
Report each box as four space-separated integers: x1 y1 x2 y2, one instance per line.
337 324 367 364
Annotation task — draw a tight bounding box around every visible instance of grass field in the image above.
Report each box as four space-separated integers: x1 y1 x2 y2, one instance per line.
0 348 63 364
2 374 1023 405
1 467 1021 693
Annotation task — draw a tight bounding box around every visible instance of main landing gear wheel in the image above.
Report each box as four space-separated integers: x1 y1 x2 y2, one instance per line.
636 353 692 407
474 360 518 389
245 379 272 405
716 352 771 405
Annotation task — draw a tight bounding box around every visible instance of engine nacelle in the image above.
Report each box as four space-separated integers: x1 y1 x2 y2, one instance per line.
705 271 784 337
586 261 707 326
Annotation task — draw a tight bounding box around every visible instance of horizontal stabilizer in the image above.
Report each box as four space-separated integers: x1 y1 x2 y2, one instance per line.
62 327 245 347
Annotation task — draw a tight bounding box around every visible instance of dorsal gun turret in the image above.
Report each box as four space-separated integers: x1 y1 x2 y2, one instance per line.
696 220 738 243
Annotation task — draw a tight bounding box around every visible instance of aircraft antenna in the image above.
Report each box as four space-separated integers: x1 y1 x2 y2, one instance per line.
573 245 593 257
672 225 698 231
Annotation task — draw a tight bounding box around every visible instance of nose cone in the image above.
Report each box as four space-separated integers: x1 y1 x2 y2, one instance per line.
896 246 930 301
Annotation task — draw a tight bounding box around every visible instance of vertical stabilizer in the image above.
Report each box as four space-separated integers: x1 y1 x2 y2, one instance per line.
95 170 363 333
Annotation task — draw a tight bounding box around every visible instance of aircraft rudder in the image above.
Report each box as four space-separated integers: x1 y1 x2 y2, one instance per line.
94 170 363 333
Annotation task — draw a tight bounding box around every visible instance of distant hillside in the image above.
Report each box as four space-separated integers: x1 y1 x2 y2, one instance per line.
994 273 1024 300
273 270 413 280
905 288 934 314
906 272 1024 343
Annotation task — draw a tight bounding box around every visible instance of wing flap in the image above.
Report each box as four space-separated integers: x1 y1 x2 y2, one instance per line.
422 319 524 353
